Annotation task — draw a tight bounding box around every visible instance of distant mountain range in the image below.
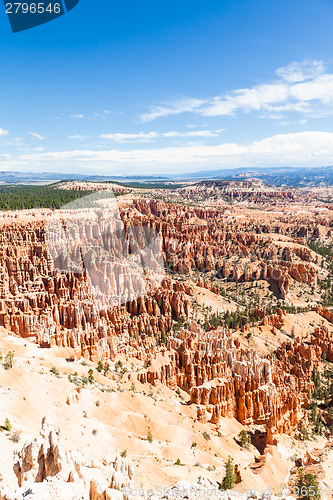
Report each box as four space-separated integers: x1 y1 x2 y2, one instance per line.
2 165 333 187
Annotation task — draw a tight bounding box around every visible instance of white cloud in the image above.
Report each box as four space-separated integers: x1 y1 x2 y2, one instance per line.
70 110 113 120
99 130 223 142
3 131 333 173
140 97 206 123
276 60 324 83
0 128 9 137
162 130 221 138
140 60 333 121
28 131 45 140
100 132 158 142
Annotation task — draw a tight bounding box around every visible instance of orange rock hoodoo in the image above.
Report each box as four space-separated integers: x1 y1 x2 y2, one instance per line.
0 218 190 361
0 201 324 436
138 322 322 434
131 199 317 299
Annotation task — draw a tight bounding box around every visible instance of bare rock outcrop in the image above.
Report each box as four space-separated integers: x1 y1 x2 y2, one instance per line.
0 416 132 500
311 325 333 362
262 308 286 329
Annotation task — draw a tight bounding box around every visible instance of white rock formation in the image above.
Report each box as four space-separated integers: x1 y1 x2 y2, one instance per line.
0 416 132 500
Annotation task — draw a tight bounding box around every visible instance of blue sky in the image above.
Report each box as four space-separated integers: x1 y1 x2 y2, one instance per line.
1 0 333 175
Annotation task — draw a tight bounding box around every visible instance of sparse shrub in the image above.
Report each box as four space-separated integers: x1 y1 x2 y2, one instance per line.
202 431 211 441
50 366 60 376
97 361 104 372
95 400 100 407
175 458 182 466
88 369 94 383
4 418 12 432
191 442 197 448
121 450 127 458
92 429 98 436
147 427 153 443
10 431 21 443
115 360 123 372
4 351 14 370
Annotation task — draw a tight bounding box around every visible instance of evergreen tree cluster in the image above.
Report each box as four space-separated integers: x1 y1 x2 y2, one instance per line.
0 185 94 210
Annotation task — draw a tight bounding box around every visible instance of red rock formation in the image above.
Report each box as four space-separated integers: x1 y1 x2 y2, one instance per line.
311 326 333 362
0 218 189 361
0 200 320 365
262 308 286 330
137 322 321 435
314 307 333 324
129 199 317 299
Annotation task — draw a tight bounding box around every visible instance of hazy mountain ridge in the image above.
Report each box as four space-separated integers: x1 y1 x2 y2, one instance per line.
2 166 333 187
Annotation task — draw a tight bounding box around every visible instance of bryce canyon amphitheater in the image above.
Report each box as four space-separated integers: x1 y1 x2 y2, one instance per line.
1 179 333 499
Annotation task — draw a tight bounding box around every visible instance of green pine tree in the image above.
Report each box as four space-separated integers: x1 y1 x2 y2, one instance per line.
221 456 237 490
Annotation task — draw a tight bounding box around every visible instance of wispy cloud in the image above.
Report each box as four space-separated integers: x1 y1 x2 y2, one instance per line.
163 130 222 138
70 110 113 121
28 131 45 140
100 132 158 142
140 97 206 123
140 60 333 122
275 60 324 83
98 129 223 143
69 134 88 140
70 114 87 119
3 131 333 173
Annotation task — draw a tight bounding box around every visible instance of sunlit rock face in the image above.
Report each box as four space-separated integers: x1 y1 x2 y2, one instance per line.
137 320 321 435
0 416 132 499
